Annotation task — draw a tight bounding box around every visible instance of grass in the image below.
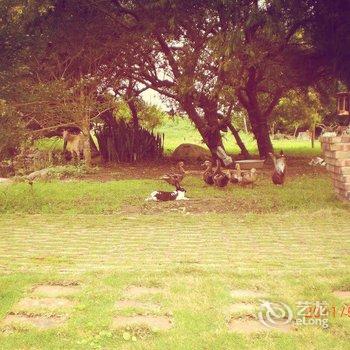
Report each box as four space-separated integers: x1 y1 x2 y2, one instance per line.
0 171 348 214
0 213 349 349
34 117 321 157
0 118 349 349
156 117 321 157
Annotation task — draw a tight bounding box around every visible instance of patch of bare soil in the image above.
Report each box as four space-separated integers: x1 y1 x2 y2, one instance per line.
230 290 265 299
333 290 350 299
32 284 80 297
227 303 256 314
82 157 324 182
112 315 172 331
115 300 161 311
15 297 74 310
123 286 164 299
2 313 67 330
228 316 294 334
139 198 239 215
84 160 200 182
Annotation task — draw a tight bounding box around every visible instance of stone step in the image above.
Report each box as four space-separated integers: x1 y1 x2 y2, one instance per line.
330 173 350 183
320 135 350 144
324 150 350 159
322 143 350 151
334 187 350 200
326 165 350 175
333 179 350 192
324 158 350 167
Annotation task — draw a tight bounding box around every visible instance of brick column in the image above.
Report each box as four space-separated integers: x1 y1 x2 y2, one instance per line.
320 135 350 201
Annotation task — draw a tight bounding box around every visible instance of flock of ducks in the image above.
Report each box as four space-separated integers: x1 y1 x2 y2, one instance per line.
161 159 259 189
201 160 258 188
146 151 286 201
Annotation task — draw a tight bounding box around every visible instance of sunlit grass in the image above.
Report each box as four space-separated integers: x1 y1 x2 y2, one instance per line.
0 212 349 349
0 171 349 215
34 117 321 158
156 117 321 157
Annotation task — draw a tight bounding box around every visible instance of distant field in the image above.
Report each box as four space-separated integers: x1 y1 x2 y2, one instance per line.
155 117 321 157
34 117 321 158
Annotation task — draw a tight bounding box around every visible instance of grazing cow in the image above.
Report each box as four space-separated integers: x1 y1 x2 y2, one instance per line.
62 130 84 162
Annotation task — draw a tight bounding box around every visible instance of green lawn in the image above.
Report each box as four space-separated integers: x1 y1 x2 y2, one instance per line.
156 117 321 156
0 211 349 350
1 119 349 349
34 117 322 157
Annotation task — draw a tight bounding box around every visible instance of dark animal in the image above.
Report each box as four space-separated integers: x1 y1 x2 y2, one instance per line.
202 160 214 185
213 159 229 187
269 151 286 185
62 130 84 162
161 161 186 186
146 182 189 202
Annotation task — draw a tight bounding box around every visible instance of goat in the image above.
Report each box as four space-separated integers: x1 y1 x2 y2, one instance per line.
62 130 84 163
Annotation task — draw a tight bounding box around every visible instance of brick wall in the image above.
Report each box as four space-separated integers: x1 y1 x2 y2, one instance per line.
320 135 350 201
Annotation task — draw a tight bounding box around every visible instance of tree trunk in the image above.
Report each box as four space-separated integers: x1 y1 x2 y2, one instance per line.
127 99 139 130
89 135 99 156
248 112 273 158
227 123 250 158
81 121 91 168
243 115 248 133
254 124 273 158
181 95 231 163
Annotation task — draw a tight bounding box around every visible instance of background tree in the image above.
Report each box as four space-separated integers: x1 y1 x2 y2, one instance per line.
270 89 333 136
307 0 350 88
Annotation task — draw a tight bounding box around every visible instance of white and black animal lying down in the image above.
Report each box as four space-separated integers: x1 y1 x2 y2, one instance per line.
146 184 189 202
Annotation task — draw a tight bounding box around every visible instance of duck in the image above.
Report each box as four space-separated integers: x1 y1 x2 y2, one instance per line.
229 163 243 184
269 151 286 185
213 159 229 187
240 168 258 188
201 160 214 185
161 161 186 186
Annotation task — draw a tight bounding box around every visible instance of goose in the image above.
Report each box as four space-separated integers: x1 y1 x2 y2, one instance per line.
201 160 214 185
213 159 229 187
161 161 186 186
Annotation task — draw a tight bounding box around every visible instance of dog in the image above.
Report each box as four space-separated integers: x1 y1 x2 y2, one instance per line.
146 183 189 202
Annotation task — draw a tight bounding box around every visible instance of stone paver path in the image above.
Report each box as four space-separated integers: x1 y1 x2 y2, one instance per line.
1 283 79 330
0 215 349 274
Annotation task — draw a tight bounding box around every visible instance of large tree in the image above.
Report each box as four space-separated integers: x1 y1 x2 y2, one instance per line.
307 0 350 88
0 0 336 161
107 0 327 157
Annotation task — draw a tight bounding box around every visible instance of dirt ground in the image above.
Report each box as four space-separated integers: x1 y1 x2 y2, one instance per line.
83 156 326 182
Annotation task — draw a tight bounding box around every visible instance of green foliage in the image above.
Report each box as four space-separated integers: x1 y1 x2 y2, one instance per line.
0 100 25 160
308 0 350 87
270 89 334 133
95 120 164 162
42 164 97 179
114 99 166 130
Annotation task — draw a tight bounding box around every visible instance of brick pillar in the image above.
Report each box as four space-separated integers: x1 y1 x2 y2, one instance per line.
320 135 350 201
